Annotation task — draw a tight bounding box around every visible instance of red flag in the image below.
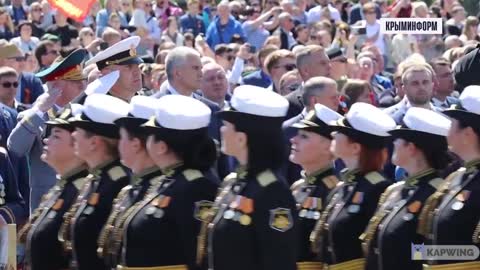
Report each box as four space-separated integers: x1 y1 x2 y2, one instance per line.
47 0 96 22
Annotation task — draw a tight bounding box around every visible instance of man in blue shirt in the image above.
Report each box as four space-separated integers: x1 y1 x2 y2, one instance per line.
206 1 245 49
242 45 276 88
180 0 206 36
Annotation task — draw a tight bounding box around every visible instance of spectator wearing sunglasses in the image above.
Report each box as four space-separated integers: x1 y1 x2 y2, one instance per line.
10 21 40 55
34 40 60 72
279 69 302 96
275 12 297 50
0 67 27 113
27 2 45 38
264 49 296 93
0 40 43 106
327 47 349 90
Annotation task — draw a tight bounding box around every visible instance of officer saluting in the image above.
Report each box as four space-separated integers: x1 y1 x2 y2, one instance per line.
310 102 395 270
20 106 89 270
202 86 298 270
115 95 219 270
288 104 342 268
83 36 144 102
421 86 480 270
361 108 452 270
97 96 162 268
60 94 132 270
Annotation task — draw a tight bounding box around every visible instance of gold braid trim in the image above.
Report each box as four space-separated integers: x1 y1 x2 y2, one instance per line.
196 176 238 266
97 186 132 260
18 186 59 243
310 190 341 257
58 175 95 253
417 170 463 238
359 182 404 256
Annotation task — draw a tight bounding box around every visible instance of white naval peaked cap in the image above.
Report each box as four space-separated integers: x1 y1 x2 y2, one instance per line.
129 95 158 119
85 36 142 68
314 103 342 125
81 94 130 124
458 85 480 115
84 70 120 96
153 95 211 130
230 85 289 117
344 102 396 137
403 108 451 136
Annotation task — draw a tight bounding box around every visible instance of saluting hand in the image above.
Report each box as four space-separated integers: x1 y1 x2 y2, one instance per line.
33 88 62 113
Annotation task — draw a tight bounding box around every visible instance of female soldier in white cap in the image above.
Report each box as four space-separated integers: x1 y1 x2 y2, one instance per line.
200 85 297 270
310 102 395 270
114 95 219 270
59 94 132 270
362 107 452 270
288 104 342 269
20 106 89 270
97 96 163 269
421 86 480 270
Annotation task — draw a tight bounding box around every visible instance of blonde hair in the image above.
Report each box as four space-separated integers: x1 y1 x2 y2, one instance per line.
0 7 15 33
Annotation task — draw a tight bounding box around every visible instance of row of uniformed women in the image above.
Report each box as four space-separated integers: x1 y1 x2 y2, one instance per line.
290 85 480 270
18 83 480 270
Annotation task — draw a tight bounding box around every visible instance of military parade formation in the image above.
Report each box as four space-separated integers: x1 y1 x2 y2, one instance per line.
0 33 479 270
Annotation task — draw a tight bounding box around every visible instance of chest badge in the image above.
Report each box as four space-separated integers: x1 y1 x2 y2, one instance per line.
269 208 293 232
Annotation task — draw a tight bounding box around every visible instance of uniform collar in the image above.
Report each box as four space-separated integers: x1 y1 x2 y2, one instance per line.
465 159 480 174
132 165 161 185
89 158 118 176
161 162 184 177
235 165 248 180
404 168 436 188
59 165 89 181
340 168 361 184
302 166 334 185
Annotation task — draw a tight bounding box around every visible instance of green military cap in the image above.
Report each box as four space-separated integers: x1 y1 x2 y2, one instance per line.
35 48 87 83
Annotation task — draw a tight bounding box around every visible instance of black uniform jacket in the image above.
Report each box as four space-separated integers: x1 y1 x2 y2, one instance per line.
120 163 219 270
363 169 443 270
290 167 339 262
208 168 298 270
22 166 88 270
311 169 391 265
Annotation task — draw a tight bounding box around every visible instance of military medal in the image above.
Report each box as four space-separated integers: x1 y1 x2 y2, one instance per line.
145 206 156 215
403 213 414 221
299 209 308 218
239 214 252 226
348 204 360 213
154 209 164 219
313 211 321 220
233 211 241 221
223 209 235 220
451 201 464 211
0 190 5 197
48 211 57 219
84 206 94 215
408 190 415 196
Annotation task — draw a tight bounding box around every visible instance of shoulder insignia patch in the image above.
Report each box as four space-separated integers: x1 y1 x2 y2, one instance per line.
428 178 444 190
194 200 214 221
322 176 339 190
108 166 127 181
269 208 293 232
183 169 203 181
365 172 386 185
257 170 277 187
290 179 305 192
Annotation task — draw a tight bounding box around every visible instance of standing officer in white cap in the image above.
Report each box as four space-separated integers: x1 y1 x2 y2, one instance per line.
84 36 144 102
97 96 163 269
114 95 219 269
198 85 298 270
288 104 342 269
59 94 132 270
310 102 395 270
362 108 452 270
421 86 480 270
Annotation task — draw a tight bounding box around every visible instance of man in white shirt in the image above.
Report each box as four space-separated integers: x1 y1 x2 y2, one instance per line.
306 0 341 25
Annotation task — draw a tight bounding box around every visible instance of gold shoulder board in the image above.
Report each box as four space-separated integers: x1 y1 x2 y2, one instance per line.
322 176 339 190
257 170 277 187
183 169 203 181
108 166 128 181
365 172 386 185
72 176 89 190
428 178 444 190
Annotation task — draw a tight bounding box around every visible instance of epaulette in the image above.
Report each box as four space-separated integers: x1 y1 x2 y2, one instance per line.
365 171 386 185
428 178 444 190
108 166 128 181
257 170 277 187
377 181 404 207
183 169 203 181
290 179 305 191
322 175 339 190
